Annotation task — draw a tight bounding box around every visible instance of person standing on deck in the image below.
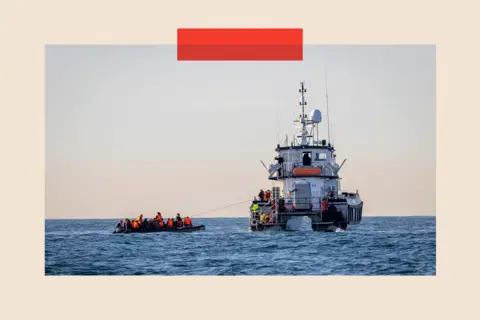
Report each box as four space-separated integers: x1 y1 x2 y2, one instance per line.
252 203 260 220
265 190 271 201
258 189 264 201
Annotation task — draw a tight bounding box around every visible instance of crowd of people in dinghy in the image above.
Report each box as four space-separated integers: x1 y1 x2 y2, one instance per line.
116 212 194 231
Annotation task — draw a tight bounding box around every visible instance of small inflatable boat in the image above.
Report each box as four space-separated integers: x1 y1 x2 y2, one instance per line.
114 225 205 234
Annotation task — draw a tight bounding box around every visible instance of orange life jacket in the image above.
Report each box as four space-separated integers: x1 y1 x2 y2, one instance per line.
132 221 139 229
185 218 191 226
321 200 328 211
159 220 165 227
167 219 173 227
156 214 162 220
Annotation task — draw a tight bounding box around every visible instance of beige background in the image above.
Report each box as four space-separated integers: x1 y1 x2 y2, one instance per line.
1 0 479 319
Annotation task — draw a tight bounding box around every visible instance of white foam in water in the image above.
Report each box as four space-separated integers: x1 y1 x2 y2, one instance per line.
286 216 304 230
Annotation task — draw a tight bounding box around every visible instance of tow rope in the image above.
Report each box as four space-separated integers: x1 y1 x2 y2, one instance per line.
190 200 252 217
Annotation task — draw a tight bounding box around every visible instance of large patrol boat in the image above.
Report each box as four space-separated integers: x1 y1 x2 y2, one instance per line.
249 81 364 232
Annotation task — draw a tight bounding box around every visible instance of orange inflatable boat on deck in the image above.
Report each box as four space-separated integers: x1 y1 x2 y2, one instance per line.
293 167 322 176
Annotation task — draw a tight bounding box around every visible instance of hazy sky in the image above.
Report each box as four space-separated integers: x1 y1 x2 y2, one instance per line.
46 45 435 219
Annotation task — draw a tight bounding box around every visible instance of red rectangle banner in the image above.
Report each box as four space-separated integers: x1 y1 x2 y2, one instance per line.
177 28 303 61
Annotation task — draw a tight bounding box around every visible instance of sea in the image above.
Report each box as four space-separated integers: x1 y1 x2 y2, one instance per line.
45 216 436 276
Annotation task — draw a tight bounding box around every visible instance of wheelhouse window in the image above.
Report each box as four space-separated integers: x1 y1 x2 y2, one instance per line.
314 152 327 161
302 152 312 166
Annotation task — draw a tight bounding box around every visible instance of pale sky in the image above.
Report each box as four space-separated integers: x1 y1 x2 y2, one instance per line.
46 45 435 219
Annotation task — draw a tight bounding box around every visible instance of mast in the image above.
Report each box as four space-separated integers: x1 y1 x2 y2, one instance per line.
324 68 331 145
299 81 308 146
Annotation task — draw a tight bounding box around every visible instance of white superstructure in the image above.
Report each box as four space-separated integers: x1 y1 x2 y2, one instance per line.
250 81 364 231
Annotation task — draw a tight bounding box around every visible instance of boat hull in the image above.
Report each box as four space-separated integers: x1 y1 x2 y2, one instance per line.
249 223 278 232
113 225 206 234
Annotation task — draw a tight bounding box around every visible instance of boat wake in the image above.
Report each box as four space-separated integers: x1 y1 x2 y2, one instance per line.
286 216 304 231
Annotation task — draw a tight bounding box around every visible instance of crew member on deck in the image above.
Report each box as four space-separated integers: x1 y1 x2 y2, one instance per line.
275 156 284 177
260 213 266 224
302 153 312 166
265 214 271 223
264 190 271 201
252 203 259 220
321 198 328 212
258 189 264 201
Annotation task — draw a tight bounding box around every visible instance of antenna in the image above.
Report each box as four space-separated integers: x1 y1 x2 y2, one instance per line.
276 106 280 145
299 81 308 146
324 68 331 145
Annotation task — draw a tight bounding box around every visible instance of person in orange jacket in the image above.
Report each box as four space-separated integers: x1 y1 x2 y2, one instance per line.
175 213 184 227
166 218 174 228
158 217 165 228
184 216 192 227
132 220 140 229
265 190 271 201
176 218 184 228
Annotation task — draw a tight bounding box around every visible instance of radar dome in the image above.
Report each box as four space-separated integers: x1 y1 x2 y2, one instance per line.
310 109 322 123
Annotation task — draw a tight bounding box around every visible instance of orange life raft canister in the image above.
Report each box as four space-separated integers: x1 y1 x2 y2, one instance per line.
293 167 321 176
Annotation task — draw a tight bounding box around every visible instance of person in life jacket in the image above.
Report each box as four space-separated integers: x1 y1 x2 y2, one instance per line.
136 214 143 222
259 213 266 224
184 217 192 227
251 203 260 220
321 198 328 212
271 200 276 211
132 220 140 229
155 212 162 220
166 218 174 228
176 218 184 227
158 217 165 228
176 213 183 226
264 190 271 201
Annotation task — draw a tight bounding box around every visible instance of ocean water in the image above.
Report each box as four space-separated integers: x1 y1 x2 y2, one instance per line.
45 216 436 276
